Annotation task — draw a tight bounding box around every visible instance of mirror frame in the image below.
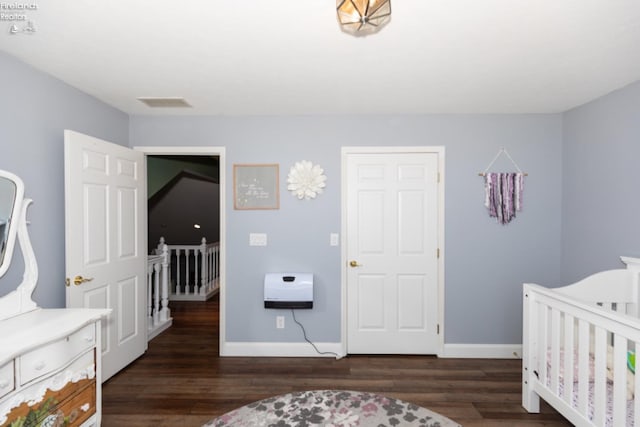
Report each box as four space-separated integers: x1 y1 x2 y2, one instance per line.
0 169 24 278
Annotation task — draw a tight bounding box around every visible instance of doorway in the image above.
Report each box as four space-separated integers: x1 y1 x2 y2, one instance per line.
136 146 227 350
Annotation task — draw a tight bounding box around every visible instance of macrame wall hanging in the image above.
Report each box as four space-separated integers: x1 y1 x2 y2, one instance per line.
479 148 527 225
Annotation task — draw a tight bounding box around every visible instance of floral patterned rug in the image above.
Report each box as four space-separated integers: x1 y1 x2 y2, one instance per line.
203 389 461 427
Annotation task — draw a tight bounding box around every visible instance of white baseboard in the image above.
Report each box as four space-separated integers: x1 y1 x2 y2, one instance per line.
147 319 173 341
220 341 520 359
221 341 345 359
442 343 522 359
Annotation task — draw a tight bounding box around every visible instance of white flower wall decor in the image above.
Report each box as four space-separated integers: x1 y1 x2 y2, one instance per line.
287 160 327 200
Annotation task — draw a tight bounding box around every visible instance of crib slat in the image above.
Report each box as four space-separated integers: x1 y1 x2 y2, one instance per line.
612 334 627 426
550 308 561 393
562 313 575 404
593 327 607 426
539 304 549 385
577 319 590 415
635 341 640 427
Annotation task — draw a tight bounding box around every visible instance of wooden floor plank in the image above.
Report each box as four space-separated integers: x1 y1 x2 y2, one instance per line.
102 297 572 426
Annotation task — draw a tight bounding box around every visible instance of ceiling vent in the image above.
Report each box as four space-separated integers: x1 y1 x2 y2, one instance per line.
137 97 192 108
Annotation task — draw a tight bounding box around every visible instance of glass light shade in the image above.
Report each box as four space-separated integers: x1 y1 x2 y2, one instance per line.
336 0 391 36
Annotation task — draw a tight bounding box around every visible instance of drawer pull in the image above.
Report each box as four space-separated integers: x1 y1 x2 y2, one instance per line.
34 361 46 371
0 379 9 388
84 335 94 343
81 403 91 412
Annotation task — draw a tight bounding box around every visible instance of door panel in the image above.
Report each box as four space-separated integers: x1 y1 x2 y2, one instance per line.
347 151 440 354
399 191 425 253
397 275 425 329
65 130 146 381
358 274 385 329
359 192 384 253
117 187 137 257
118 276 138 342
85 184 108 264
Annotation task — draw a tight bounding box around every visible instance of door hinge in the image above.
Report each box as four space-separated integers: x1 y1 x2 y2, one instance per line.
437 324 440 334
437 172 440 183
437 248 440 258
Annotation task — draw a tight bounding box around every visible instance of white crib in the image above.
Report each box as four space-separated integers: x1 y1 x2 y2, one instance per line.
523 256 640 426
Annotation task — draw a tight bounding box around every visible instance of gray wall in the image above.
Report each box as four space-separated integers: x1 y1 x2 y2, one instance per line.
561 81 640 283
8 47 635 347
0 52 129 308
130 115 563 345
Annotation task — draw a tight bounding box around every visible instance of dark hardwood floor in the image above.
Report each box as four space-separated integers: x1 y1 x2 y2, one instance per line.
102 296 571 426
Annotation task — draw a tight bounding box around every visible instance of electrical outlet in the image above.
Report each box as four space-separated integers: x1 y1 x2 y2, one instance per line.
276 316 285 329
330 233 339 246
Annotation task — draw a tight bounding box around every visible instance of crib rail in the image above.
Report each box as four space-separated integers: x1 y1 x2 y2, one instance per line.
156 237 220 301
523 282 640 427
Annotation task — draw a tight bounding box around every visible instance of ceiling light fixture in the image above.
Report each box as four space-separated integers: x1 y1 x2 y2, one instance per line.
336 0 391 36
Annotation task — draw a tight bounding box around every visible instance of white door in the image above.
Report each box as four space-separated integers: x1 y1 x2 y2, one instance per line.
346 150 441 354
64 130 147 381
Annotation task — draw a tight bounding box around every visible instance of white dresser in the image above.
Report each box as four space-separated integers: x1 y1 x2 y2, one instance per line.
0 309 109 427
0 169 109 427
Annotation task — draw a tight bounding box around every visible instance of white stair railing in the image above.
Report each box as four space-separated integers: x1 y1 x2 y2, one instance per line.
156 237 220 301
146 243 172 340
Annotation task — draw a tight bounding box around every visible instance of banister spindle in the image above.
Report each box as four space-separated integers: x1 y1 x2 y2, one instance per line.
147 262 153 328
153 260 161 326
200 237 207 296
160 243 170 322
176 249 182 295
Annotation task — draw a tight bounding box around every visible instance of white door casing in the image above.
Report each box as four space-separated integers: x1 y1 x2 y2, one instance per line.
343 147 444 355
65 130 147 381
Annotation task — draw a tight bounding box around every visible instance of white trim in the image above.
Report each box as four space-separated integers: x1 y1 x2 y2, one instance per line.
221 342 345 359
135 146 224 155
134 146 227 355
147 319 173 341
442 343 523 359
340 146 446 357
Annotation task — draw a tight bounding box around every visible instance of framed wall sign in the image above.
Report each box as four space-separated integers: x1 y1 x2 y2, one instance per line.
233 164 280 210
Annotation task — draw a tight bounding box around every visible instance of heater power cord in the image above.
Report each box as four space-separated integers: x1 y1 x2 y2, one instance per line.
291 309 340 358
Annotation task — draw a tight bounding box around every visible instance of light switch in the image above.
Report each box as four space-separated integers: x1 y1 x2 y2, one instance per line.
249 233 267 246
330 233 339 246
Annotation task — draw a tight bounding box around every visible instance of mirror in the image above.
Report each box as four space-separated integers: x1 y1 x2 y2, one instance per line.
0 169 24 278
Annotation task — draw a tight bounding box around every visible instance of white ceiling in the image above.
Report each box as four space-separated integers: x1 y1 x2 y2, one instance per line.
2 0 640 116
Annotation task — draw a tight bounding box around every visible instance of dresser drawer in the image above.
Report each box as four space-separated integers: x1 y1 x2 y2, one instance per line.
2 351 95 426
45 380 96 427
59 380 96 427
0 360 14 399
2 378 96 427
19 323 96 385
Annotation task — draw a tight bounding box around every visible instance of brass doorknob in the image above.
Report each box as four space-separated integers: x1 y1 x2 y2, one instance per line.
349 260 361 267
73 275 94 286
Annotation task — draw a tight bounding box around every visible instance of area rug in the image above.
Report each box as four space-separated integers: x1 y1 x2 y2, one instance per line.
203 389 461 427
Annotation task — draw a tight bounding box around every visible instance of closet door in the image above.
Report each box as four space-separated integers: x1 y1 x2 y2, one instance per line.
345 149 442 355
